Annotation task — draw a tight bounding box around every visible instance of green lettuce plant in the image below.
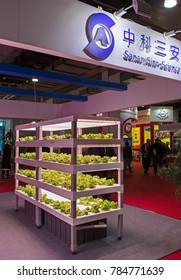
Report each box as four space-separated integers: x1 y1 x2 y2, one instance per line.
159 157 181 201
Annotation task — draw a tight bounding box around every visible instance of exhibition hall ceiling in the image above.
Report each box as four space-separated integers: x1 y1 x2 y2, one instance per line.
81 0 181 40
0 0 180 107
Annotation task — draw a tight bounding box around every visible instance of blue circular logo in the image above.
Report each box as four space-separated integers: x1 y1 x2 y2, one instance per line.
84 13 115 60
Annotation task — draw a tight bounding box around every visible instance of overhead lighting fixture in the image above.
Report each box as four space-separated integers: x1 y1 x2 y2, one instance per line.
114 0 152 19
114 5 133 18
164 0 177 8
163 29 181 38
32 78 39 83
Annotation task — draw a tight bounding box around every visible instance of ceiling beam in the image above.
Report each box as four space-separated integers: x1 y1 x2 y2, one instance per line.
0 86 88 101
0 63 127 92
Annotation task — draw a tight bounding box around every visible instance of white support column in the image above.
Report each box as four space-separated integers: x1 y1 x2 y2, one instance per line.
77 128 82 155
70 225 77 254
71 120 77 219
35 125 42 228
117 214 123 240
15 129 19 211
49 131 53 153
70 120 77 252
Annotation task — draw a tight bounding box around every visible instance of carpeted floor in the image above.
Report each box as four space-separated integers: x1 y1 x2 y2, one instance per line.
0 192 181 260
110 162 181 220
110 162 181 260
0 166 180 259
161 250 181 260
0 177 15 193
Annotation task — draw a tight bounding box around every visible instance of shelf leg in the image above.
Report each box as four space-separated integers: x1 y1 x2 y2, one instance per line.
70 225 77 254
35 206 42 228
117 214 123 240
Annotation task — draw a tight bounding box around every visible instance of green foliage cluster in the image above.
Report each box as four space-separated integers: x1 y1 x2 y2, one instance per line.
18 169 35 178
17 185 118 216
19 133 113 141
20 152 36 160
159 165 181 186
18 169 115 190
42 194 71 215
44 134 71 140
19 136 36 141
78 133 113 139
79 196 118 211
159 158 181 200
18 184 36 198
19 152 117 164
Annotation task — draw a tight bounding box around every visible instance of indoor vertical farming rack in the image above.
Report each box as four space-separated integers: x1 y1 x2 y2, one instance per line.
15 115 124 253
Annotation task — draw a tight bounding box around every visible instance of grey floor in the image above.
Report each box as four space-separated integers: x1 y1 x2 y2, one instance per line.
0 192 181 260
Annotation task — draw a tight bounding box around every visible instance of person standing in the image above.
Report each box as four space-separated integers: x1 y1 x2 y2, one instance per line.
1 143 12 181
141 138 151 174
123 141 133 174
150 138 164 175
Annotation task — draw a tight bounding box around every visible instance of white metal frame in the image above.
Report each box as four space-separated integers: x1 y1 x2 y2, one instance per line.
15 115 124 253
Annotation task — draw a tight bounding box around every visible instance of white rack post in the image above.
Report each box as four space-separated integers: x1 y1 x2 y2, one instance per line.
35 125 42 228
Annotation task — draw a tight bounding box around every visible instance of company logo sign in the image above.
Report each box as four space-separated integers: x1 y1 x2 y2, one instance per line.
123 30 180 75
156 108 169 121
83 13 181 78
84 13 115 60
150 107 173 122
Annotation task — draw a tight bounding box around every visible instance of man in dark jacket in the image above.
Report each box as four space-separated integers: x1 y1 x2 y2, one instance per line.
150 138 164 175
141 138 151 174
1 143 11 180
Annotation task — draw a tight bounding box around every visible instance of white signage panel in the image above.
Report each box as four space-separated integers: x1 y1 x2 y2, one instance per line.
111 20 180 81
150 106 173 122
0 0 181 81
120 108 138 123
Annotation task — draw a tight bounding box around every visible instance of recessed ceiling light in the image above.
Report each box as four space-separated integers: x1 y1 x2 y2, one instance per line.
164 0 177 8
32 78 39 82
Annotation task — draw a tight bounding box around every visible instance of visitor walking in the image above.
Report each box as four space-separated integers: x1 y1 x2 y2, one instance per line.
123 141 133 174
1 143 12 181
150 138 164 175
141 138 151 174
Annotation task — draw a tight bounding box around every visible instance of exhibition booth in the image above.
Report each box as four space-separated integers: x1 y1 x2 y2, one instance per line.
0 0 180 259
